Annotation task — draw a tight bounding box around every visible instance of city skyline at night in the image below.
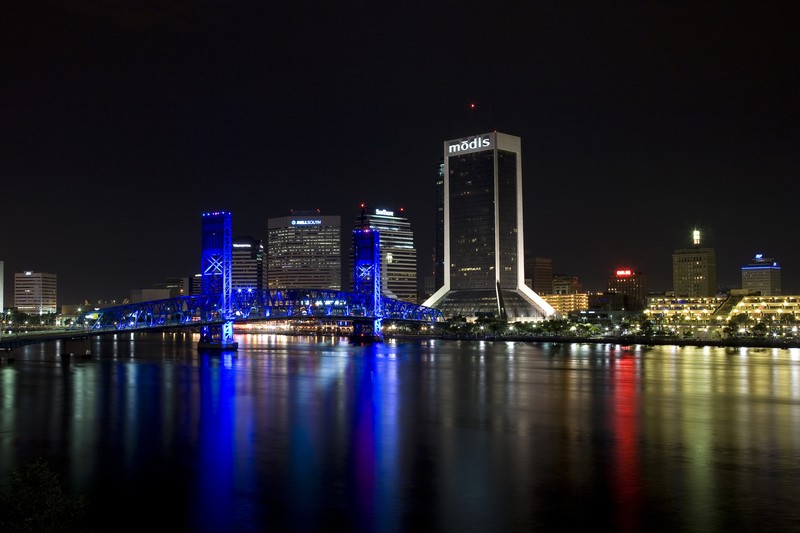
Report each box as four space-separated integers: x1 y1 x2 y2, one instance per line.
2 3 797 304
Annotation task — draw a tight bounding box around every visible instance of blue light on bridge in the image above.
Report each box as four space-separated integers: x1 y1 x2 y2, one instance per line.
64 212 443 345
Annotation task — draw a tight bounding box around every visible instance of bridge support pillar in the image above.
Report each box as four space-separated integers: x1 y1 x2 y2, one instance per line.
62 337 92 358
198 321 238 350
198 212 238 351
349 223 384 343
351 318 383 343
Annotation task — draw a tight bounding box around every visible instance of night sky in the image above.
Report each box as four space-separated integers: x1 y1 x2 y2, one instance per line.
2 2 798 305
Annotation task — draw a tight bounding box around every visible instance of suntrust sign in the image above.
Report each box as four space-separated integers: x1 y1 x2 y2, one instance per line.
447 134 492 155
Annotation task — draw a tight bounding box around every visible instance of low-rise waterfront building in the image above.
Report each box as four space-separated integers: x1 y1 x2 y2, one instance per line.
542 293 589 316
645 295 728 324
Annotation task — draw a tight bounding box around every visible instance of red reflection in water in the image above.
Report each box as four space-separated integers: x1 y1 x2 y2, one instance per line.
612 351 643 533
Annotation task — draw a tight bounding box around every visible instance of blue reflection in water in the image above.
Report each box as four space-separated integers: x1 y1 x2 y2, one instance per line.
7 336 800 532
352 349 378 529
195 351 238 532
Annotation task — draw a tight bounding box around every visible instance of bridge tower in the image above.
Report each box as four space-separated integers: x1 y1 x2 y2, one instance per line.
198 211 238 350
350 224 384 343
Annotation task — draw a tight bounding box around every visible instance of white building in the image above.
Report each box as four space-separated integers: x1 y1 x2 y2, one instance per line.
424 132 554 320
14 271 57 315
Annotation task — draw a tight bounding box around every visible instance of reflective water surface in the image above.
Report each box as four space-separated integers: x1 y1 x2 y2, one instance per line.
2 333 800 532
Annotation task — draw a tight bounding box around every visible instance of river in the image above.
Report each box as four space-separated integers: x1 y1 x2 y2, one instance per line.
2 332 800 532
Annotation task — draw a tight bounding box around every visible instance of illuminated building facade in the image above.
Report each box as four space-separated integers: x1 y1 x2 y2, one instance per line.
645 296 727 323
191 273 202 295
543 293 589 316
646 295 800 328
14 271 57 315
741 254 781 296
267 211 341 290
353 207 417 303
232 235 267 291
731 295 800 320
672 229 716 297
606 269 647 310
424 132 555 320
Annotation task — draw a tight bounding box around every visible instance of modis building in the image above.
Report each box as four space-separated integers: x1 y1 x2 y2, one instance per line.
424 132 555 320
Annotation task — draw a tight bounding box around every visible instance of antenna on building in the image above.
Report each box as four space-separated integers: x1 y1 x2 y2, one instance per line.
360 203 367 229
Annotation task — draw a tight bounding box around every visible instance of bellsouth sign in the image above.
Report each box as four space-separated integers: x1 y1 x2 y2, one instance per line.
447 135 492 154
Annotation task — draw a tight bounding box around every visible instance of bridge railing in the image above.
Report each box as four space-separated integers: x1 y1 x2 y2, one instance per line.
231 288 371 320
71 289 444 334
71 295 223 333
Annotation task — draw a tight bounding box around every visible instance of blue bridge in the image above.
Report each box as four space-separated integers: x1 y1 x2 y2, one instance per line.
49 211 442 350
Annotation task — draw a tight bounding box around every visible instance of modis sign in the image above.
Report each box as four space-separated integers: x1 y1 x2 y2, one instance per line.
447 134 492 155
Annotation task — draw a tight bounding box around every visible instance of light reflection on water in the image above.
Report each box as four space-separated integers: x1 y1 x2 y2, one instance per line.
1 334 800 531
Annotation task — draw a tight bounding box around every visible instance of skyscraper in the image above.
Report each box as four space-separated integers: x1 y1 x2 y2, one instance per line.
529 257 554 295
353 207 418 303
606 268 647 310
741 253 781 296
232 235 267 291
14 271 57 315
672 229 716 297
424 132 555 320
434 159 445 291
267 211 341 290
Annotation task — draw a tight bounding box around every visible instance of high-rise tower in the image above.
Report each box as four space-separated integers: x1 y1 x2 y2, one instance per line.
741 253 781 296
14 271 57 315
424 132 555 320
353 207 418 303
232 235 267 291
607 268 647 310
672 229 717 297
267 211 341 290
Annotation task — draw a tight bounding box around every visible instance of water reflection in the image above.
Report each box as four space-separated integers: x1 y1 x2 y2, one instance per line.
2 336 800 531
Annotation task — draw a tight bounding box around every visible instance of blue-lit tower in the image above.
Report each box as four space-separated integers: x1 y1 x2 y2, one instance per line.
198 211 238 350
350 224 383 343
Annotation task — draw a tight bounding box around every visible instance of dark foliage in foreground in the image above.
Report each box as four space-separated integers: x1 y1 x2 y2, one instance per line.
0 458 88 532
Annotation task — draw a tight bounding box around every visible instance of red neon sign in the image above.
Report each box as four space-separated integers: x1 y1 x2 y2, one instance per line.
616 269 632 277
